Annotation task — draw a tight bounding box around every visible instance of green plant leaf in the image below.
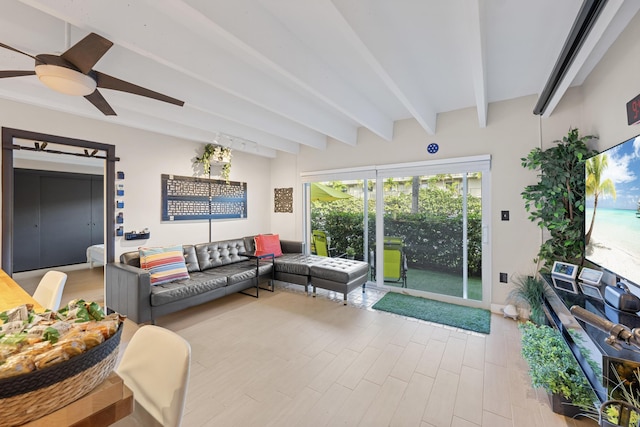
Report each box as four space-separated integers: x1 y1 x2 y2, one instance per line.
519 322 597 408
520 128 598 268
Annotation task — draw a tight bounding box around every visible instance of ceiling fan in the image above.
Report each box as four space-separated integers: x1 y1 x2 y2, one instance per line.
0 32 184 116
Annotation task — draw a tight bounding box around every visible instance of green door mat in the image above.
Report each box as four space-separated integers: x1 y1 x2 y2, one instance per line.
372 292 491 334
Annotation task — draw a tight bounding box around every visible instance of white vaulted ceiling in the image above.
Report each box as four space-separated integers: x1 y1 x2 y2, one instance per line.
0 0 638 158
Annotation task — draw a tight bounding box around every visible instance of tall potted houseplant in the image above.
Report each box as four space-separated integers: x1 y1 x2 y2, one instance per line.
507 274 551 324
521 128 597 270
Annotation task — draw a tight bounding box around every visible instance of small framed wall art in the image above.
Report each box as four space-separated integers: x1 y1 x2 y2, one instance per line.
274 187 293 213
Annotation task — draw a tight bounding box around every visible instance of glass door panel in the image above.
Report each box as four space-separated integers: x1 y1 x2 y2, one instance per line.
309 180 375 264
381 173 482 301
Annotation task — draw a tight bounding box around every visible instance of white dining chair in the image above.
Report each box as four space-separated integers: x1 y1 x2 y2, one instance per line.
32 270 67 311
114 325 191 427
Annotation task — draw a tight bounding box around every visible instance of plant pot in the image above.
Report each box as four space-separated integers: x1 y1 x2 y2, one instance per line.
600 400 640 427
550 392 582 418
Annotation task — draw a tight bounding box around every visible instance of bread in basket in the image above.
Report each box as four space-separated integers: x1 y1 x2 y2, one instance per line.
0 300 124 427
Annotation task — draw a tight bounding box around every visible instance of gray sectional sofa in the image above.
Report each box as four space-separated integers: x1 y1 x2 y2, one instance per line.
106 235 369 323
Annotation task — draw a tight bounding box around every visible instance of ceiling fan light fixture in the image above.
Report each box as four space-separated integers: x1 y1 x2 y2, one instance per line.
34 64 96 96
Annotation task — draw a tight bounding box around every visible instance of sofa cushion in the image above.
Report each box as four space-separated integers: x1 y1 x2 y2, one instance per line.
120 251 141 268
203 260 272 285
280 240 303 254
150 272 227 306
195 240 248 270
242 236 257 253
254 234 283 257
182 245 200 273
140 245 190 286
310 258 369 283
274 254 326 276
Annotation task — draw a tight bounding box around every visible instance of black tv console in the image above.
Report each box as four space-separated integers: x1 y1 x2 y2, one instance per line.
541 274 640 403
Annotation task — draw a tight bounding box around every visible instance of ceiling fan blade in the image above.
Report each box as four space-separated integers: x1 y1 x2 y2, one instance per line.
61 33 113 74
0 70 35 78
0 42 38 61
85 89 116 116
94 71 184 107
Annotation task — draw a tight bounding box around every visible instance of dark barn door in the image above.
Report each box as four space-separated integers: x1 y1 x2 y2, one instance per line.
13 170 103 272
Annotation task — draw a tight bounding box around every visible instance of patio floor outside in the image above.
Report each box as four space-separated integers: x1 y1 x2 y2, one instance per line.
381 266 482 301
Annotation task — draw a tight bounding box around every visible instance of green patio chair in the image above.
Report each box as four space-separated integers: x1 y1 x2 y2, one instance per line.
312 230 349 258
370 236 407 287
312 230 334 257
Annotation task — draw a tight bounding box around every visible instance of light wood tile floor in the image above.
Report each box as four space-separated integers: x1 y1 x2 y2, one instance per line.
12 268 598 426
154 283 598 427
14 264 104 306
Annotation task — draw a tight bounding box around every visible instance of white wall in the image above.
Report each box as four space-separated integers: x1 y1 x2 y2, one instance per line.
269 151 300 241
14 158 104 175
581 10 640 150
112 129 271 256
0 100 272 260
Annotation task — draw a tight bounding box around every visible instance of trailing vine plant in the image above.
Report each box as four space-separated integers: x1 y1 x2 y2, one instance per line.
195 143 232 182
521 128 597 270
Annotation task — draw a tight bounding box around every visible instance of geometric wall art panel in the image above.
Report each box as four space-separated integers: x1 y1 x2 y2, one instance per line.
161 174 247 221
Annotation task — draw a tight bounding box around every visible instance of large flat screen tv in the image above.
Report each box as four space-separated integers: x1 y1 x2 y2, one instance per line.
585 134 640 287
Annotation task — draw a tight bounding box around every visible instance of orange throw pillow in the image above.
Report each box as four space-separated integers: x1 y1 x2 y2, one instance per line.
254 234 283 257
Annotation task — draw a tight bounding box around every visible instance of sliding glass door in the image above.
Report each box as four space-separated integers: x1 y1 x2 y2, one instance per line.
302 155 491 307
307 179 375 264
379 172 482 301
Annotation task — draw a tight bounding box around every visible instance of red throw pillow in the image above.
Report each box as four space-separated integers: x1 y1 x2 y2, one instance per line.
254 234 283 257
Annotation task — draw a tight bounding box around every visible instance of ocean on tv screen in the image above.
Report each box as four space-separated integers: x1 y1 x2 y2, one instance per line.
585 135 640 286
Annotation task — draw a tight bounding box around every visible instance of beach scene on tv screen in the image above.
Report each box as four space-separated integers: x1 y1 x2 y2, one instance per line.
585 135 640 286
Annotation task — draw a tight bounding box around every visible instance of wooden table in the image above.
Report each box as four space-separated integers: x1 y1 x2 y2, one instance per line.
0 269 134 426
21 372 133 427
0 268 43 312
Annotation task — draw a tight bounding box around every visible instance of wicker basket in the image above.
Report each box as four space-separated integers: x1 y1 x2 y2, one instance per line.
0 323 122 427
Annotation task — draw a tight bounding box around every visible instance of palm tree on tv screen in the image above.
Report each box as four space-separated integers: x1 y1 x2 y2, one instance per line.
585 154 616 245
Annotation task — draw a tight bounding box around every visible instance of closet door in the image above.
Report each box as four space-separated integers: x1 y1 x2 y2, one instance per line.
40 175 93 268
13 171 41 272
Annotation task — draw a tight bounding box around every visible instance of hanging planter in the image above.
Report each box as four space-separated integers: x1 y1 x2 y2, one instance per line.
195 143 232 182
